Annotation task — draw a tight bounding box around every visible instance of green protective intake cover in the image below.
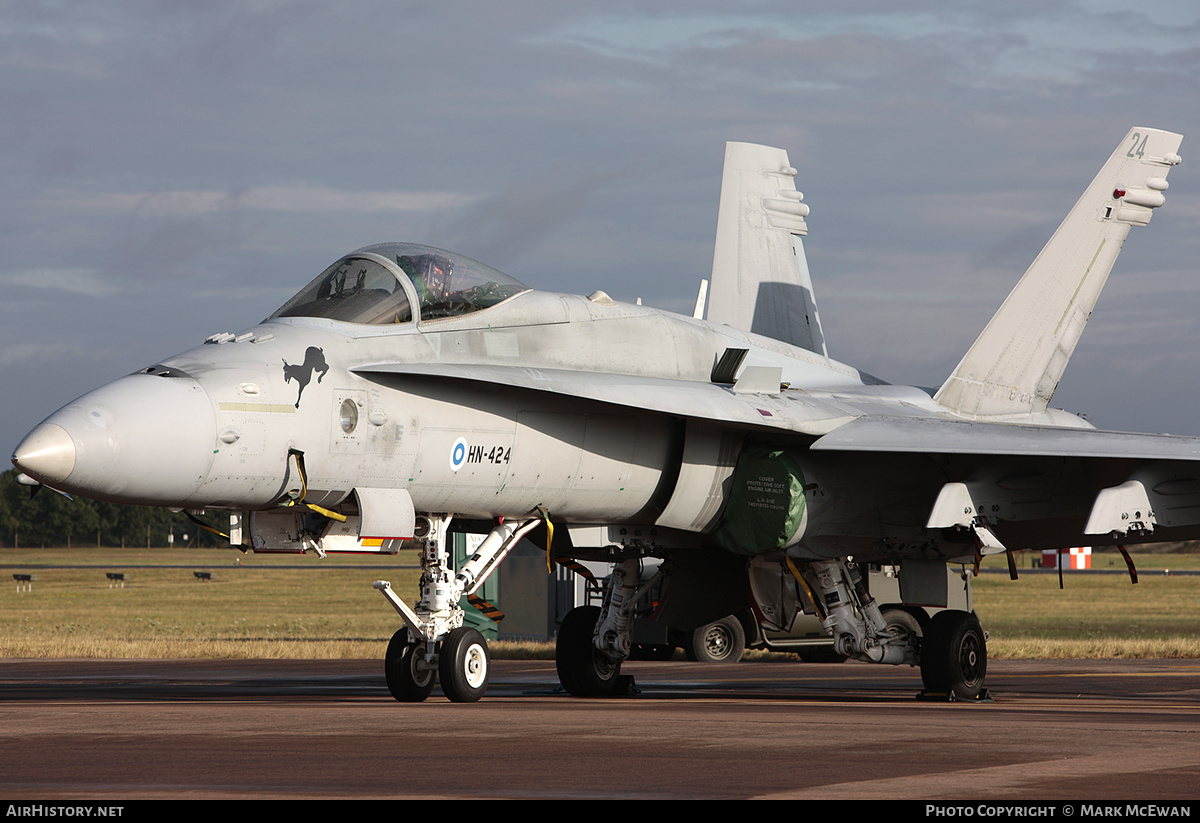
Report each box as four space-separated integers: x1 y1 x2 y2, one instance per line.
712 446 806 556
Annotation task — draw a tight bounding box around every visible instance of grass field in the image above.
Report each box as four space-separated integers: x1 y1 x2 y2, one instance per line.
2 546 1199 660
0 547 422 658
973 566 1200 658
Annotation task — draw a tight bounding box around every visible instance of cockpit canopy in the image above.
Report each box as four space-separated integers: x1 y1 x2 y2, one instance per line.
270 242 529 325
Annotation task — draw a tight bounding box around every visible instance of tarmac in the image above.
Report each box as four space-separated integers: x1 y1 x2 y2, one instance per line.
1 657 1198 799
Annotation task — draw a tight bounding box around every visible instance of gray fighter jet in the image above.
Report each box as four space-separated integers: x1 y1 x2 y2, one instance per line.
12 127 1188 703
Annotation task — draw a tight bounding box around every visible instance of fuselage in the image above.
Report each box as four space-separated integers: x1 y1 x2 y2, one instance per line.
10 242 1104 561
13 281 869 510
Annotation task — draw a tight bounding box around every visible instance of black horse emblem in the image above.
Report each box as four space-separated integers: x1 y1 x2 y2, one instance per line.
282 346 329 408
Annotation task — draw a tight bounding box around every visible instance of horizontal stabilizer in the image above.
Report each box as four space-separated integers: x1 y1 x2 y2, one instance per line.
935 127 1183 417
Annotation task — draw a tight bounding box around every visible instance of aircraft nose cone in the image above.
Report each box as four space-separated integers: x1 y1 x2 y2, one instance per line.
12 373 218 505
12 423 77 484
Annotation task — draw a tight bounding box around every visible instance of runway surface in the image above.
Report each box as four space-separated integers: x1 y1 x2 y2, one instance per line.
1 657 1199 799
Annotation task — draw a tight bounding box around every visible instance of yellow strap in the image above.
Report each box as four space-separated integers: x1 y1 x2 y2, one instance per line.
289 451 308 501
184 509 229 540
785 556 825 621
277 498 347 522
536 505 553 573
304 503 347 522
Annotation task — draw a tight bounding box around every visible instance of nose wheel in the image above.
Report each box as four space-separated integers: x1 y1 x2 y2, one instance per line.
439 627 490 703
383 627 491 703
384 630 436 702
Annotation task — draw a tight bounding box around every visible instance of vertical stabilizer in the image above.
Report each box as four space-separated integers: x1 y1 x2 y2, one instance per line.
935 127 1183 417
707 142 827 355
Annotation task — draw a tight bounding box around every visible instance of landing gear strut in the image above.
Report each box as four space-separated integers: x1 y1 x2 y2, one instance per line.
373 513 538 703
806 558 917 665
799 558 987 698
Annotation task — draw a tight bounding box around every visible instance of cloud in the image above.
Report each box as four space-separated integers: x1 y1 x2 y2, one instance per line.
427 166 635 266
40 185 478 217
0 342 101 369
1 1 1199 452
0 268 113 297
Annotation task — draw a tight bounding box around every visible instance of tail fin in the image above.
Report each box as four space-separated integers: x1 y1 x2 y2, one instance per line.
707 142 827 356
934 127 1183 417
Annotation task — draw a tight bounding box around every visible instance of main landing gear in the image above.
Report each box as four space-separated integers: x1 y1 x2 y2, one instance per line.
556 557 649 697
802 557 988 701
373 513 538 703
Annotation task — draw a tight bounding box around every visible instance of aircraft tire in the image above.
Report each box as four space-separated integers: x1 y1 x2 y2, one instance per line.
439 627 490 703
882 608 923 641
384 629 435 703
686 616 745 663
920 610 987 699
556 605 621 697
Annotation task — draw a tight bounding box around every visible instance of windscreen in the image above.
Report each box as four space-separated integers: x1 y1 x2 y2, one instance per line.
380 244 528 320
271 256 413 325
270 243 528 325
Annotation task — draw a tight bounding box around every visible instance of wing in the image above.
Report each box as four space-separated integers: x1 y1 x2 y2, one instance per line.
811 414 1200 461
811 414 1200 548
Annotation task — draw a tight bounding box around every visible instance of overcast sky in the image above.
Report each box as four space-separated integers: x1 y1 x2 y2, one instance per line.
4 1 1200 459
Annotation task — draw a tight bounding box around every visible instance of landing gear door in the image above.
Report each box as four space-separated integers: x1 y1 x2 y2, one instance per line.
322 487 416 552
748 556 815 633
355 487 416 543
235 487 415 554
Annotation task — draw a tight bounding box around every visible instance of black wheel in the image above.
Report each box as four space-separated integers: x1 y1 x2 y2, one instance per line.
438 627 489 703
882 608 923 641
556 605 621 696
384 629 435 703
687 616 745 663
920 610 987 699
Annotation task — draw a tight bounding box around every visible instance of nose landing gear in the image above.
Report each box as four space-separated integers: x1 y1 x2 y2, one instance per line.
374 513 538 703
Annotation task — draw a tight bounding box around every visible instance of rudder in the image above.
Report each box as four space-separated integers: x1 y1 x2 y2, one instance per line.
707 142 827 355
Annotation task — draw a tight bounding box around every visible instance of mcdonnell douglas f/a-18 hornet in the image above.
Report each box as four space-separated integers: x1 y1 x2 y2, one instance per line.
12 127 1190 703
